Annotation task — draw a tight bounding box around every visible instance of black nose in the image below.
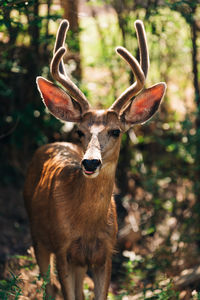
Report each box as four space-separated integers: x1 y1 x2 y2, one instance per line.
82 159 101 172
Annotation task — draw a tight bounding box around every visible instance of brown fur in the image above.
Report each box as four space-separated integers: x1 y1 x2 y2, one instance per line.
24 111 120 300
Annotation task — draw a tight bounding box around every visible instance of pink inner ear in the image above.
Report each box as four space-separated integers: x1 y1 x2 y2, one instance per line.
37 77 72 109
132 84 165 115
124 83 166 124
36 77 81 122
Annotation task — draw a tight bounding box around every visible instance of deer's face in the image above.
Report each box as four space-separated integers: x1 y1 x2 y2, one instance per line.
36 19 167 180
37 77 166 179
76 110 122 178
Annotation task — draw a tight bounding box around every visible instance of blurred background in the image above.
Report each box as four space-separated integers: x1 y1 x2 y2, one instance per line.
1 0 200 299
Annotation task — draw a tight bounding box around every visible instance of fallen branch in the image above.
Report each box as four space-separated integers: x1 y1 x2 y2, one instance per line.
174 264 200 290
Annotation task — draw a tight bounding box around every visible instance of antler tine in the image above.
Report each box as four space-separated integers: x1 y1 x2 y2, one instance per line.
50 20 90 112
135 20 149 77
110 20 149 113
53 19 68 76
110 47 145 112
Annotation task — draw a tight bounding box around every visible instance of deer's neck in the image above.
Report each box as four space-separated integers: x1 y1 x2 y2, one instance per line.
81 168 116 228
82 161 116 200
77 161 116 215
56 159 117 228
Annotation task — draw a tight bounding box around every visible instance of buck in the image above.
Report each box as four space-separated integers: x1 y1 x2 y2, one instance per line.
24 19 166 300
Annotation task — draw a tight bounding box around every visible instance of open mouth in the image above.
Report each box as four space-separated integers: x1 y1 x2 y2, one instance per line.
84 170 95 175
82 167 100 178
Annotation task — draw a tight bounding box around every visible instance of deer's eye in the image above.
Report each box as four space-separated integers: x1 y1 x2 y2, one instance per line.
108 129 121 138
76 130 85 138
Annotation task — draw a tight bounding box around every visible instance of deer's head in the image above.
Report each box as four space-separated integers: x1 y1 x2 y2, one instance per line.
37 20 166 178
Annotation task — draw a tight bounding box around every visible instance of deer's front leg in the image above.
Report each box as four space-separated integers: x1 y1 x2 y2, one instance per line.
92 257 112 300
56 254 75 300
33 241 56 299
75 265 87 300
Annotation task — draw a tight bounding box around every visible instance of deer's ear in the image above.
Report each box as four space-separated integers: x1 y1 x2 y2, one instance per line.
120 83 166 128
36 77 82 122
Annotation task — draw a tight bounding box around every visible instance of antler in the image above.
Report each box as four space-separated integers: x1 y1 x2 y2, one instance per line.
110 20 149 113
50 20 90 112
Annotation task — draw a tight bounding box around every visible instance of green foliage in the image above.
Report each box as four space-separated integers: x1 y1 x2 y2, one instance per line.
0 267 54 300
148 281 179 300
166 0 198 23
1 0 200 298
0 0 62 185
0 272 22 299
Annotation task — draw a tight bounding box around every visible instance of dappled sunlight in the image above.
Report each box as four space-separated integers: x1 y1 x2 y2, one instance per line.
1 0 200 299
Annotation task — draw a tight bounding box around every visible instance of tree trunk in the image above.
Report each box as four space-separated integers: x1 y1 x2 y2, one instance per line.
189 5 200 249
191 7 200 110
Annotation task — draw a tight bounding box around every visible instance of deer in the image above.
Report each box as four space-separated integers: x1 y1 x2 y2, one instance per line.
24 19 166 300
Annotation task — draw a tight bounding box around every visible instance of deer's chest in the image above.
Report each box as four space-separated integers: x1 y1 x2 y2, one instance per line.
67 236 110 267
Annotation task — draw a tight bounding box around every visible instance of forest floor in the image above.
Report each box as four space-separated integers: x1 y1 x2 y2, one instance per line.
0 186 30 271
